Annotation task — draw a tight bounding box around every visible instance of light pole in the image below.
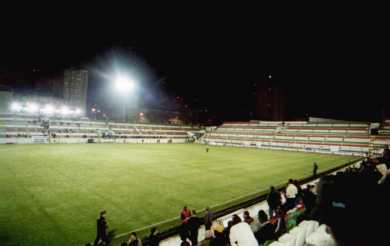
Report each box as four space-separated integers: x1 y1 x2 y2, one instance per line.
114 75 136 122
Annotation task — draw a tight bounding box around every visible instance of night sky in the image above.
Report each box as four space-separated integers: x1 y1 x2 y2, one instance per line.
0 11 388 122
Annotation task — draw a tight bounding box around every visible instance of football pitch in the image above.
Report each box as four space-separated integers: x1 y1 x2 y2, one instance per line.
0 143 358 246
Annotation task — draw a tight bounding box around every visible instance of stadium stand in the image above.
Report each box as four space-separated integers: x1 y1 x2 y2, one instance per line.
0 113 195 144
202 121 375 156
378 119 390 135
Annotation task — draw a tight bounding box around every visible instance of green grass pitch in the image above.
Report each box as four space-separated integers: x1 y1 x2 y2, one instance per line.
0 143 358 246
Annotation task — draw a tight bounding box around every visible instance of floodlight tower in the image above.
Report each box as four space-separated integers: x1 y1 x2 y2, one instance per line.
114 75 136 122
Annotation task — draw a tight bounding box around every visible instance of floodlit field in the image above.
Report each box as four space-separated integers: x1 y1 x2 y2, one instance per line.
0 144 358 246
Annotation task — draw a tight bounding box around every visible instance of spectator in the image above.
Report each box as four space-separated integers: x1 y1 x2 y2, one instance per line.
211 219 225 235
204 207 213 230
127 232 142 246
285 179 298 210
229 221 258 246
179 224 191 246
210 220 226 246
145 227 159 246
224 220 234 240
231 214 242 225
313 162 319 177
267 186 281 217
243 211 254 224
381 144 390 168
302 184 317 214
180 206 192 224
273 207 287 238
188 210 202 246
255 210 276 245
94 210 108 246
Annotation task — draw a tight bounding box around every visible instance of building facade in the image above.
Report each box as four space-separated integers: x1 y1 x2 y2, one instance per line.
253 76 286 121
63 69 88 112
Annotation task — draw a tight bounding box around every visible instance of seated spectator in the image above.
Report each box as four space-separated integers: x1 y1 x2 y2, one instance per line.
231 214 242 225
210 220 226 246
255 210 277 245
211 219 225 235
243 211 254 224
285 179 298 210
126 232 141 246
267 186 282 217
223 220 234 241
273 207 287 238
229 221 258 246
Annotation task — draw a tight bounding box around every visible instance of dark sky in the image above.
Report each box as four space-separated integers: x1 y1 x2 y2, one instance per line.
0 10 389 122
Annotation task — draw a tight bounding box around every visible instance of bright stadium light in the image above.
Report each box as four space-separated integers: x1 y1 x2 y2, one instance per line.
60 106 70 115
10 102 23 112
26 102 39 114
74 108 82 115
114 74 136 93
42 104 54 115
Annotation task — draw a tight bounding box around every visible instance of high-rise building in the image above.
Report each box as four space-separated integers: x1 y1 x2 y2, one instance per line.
63 69 88 112
253 75 286 121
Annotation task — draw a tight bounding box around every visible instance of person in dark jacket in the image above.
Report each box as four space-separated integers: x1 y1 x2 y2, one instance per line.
179 224 191 246
313 162 319 177
188 210 203 246
267 186 281 217
204 207 214 231
302 185 317 214
255 210 276 245
94 210 108 246
145 227 159 246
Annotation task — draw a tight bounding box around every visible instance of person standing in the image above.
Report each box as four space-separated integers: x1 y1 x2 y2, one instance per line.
204 207 213 237
267 186 282 217
94 210 108 246
313 162 319 177
188 210 202 246
181 206 192 224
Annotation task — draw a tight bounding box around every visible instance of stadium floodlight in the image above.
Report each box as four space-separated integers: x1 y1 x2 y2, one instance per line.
60 106 70 115
114 75 136 94
42 104 54 115
74 108 82 115
26 102 39 114
10 102 23 112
